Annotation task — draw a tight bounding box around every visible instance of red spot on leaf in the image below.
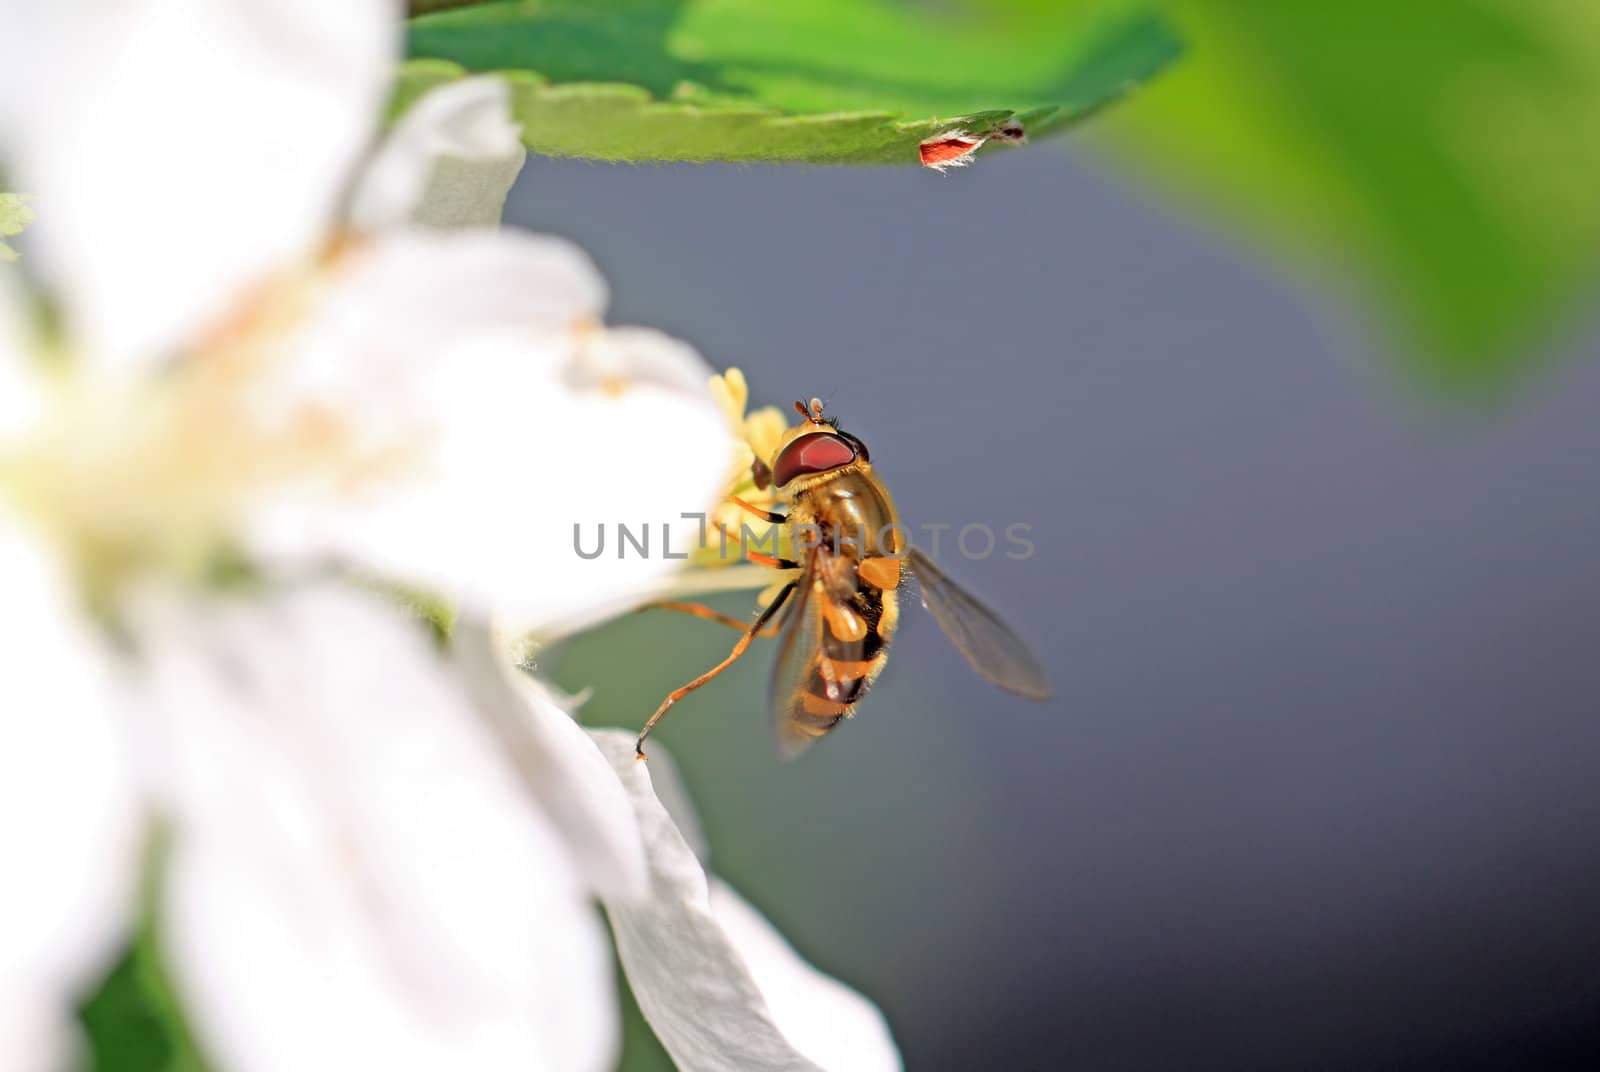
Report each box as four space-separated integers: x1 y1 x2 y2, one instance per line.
918 133 983 171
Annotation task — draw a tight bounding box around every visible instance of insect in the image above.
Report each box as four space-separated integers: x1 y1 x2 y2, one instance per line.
635 397 1052 759
917 120 1026 171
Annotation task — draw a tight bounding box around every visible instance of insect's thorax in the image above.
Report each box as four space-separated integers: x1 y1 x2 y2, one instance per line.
785 466 902 558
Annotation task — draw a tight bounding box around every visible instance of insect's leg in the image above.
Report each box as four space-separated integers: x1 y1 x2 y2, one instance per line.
745 551 800 570
638 601 785 638
710 518 801 570
635 581 797 760
730 495 787 524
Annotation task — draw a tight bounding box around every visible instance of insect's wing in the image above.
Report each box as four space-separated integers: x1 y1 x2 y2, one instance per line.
907 546 1053 700
768 569 832 759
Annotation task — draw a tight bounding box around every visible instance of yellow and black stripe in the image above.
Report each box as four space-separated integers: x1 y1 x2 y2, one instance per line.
786 575 900 742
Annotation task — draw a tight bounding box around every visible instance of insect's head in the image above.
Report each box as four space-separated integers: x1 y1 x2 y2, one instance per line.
770 397 870 489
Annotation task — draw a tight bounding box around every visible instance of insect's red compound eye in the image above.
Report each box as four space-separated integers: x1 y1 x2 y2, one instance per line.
772 433 858 487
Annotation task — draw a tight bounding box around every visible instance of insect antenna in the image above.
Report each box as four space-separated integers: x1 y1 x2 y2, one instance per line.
794 398 828 425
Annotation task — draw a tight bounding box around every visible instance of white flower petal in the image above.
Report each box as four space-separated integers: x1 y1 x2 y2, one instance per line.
284 229 607 361
0 521 140 1071
590 731 901 1072
450 620 648 900
350 76 528 231
624 736 710 866
707 883 901 1072
501 323 731 634
132 585 617 1072
246 230 730 630
0 0 393 371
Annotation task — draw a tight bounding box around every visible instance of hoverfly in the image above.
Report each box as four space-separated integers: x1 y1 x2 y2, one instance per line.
636 397 1052 758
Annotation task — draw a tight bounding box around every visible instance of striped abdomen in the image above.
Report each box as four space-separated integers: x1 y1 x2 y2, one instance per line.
793 573 899 730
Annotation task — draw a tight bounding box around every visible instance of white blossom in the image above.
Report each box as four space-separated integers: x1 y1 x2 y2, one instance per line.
0 1 900 1069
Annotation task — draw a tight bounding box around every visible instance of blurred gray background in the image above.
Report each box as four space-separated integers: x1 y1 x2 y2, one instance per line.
510 143 1600 1070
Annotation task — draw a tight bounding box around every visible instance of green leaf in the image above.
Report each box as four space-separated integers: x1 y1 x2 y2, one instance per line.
78 829 212 1072
1102 1 1600 391
1 192 33 262
403 0 1180 165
